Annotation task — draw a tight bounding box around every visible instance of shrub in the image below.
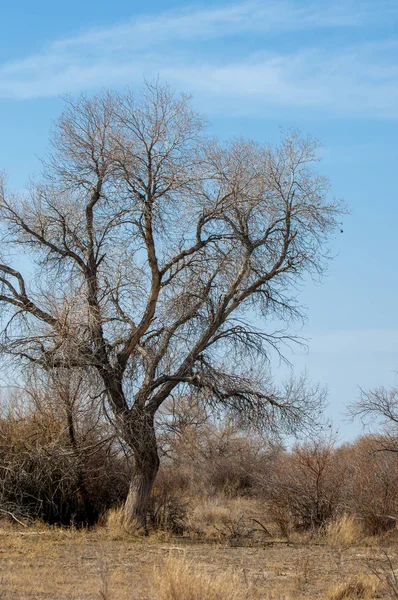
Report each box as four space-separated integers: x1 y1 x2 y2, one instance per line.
0 391 130 525
342 437 398 535
264 439 346 530
148 483 187 535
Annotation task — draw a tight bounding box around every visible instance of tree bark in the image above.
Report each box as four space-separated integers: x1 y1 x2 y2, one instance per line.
122 409 160 533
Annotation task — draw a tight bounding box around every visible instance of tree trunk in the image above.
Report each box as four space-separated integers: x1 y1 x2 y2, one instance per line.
123 456 159 532
65 402 97 524
122 409 160 533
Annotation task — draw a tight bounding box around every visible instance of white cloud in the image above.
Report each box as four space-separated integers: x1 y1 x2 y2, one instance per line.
164 43 398 118
0 1 397 118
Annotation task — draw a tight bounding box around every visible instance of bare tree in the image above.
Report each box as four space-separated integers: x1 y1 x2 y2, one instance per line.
0 81 345 530
349 387 398 452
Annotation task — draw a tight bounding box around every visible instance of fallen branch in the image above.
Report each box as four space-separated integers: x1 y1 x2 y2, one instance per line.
0 508 28 528
251 518 273 537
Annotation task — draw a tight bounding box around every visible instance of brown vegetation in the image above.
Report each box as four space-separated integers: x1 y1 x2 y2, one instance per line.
0 521 395 599
0 385 130 526
0 77 394 599
2 388 398 541
0 394 398 598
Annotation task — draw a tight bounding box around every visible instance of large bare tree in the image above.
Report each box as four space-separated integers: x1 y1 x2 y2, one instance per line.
0 82 344 530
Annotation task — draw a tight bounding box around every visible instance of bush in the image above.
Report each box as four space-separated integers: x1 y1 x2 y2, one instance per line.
263 439 346 530
0 391 130 525
341 437 398 535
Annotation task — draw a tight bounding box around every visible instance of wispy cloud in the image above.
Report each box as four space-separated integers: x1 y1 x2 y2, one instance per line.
163 43 398 118
44 1 384 50
0 1 397 118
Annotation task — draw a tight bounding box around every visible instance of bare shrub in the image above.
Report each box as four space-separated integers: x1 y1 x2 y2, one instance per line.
157 398 279 500
343 437 398 535
263 437 346 531
267 502 293 540
148 481 187 535
262 435 398 538
0 386 130 525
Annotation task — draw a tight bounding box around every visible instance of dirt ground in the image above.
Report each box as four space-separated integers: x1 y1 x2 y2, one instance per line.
0 524 393 599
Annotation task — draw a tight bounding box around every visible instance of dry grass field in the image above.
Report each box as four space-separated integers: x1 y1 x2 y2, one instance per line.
0 516 396 600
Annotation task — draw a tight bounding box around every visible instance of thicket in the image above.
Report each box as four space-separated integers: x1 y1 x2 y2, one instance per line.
0 387 130 525
0 389 397 536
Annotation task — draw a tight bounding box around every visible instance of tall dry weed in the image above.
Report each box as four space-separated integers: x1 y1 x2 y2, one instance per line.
325 514 362 548
367 551 398 599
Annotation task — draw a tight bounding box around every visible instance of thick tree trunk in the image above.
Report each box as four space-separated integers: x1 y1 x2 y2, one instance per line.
123 456 159 532
122 409 160 533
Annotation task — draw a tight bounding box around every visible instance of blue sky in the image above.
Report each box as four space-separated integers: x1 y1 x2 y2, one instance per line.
0 0 397 440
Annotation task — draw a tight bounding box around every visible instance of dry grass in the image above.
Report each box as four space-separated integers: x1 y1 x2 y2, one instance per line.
367 550 398 598
186 496 272 542
0 519 391 599
103 506 130 540
325 514 363 549
325 574 379 600
103 506 153 541
152 554 252 600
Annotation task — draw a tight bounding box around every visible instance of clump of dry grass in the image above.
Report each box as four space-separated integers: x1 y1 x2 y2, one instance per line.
103 506 124 539
325 514 363 548
103 505 176 543
103 506 135 540
152 553 252 600
187 495 269 542
325 574 378 600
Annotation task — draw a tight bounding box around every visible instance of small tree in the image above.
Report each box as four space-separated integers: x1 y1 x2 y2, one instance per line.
270 437 343 529
0 82 344 530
